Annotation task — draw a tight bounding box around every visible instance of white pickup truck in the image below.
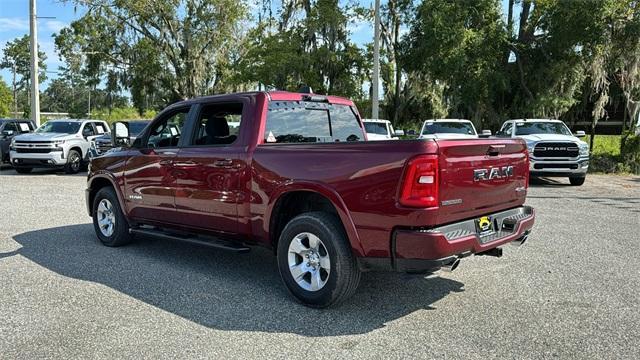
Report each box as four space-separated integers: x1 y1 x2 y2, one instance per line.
10 119 110 174
362 119 403 140
418 119 491 139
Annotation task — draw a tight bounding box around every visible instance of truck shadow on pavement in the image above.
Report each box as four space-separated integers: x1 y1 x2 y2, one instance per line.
11 224 464 336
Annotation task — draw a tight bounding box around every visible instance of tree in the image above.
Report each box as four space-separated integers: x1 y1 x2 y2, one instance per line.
0 79 13 117
0 35 48 114
63 0 248 105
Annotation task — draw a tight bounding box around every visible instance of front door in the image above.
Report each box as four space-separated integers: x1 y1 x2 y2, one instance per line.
173 102 245 235
124 107 191 223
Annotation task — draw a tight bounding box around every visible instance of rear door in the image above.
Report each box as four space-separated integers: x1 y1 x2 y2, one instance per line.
436 139 529 223
124 106 191 222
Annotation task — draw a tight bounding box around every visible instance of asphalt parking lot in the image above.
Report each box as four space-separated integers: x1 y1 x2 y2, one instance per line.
1 168 639 359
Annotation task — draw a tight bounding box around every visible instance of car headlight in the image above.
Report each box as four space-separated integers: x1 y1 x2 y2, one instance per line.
10 138 16 150
53 140 65 146
526 142 535 155
579 143 589 156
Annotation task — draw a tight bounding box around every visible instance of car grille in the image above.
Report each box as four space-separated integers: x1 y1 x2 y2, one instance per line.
533 142 579 158
15 148 52 154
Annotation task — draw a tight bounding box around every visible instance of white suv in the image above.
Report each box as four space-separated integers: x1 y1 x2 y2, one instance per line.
10 119 110 174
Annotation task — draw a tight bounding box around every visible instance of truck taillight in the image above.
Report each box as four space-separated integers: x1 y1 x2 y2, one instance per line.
399 155 439 208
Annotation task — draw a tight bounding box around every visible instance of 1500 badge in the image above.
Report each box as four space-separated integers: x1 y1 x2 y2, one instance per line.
473 166 514 181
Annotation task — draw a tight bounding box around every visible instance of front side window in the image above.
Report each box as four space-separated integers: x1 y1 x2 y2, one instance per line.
36 121 81 134
515 122 572 136
3 122 19 132
82 123 96 137
147 109 189 148
264 101 362 143
497 123 513 137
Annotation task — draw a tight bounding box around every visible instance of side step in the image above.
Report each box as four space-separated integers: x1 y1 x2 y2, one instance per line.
130 228 251 253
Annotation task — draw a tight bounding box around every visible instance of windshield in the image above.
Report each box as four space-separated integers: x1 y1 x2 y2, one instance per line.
129 122 149 135
515 122 572 136
364 122 388 135
422 122 475 135
36 121 81 134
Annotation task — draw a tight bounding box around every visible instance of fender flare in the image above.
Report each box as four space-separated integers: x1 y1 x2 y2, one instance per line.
87 172 127 216
265 181 364 257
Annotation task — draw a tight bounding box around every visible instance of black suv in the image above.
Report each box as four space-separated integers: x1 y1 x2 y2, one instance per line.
0 119 36 165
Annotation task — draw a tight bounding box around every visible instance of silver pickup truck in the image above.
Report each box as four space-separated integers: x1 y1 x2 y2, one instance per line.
497 119 589 186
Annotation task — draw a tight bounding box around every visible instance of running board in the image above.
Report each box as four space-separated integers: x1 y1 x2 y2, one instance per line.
129 228 250 253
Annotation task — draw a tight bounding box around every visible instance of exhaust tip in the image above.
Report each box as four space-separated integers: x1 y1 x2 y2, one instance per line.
511 234 528 247
441 258 460 272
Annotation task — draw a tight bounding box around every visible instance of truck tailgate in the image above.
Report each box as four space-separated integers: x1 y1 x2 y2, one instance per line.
435 139 528 223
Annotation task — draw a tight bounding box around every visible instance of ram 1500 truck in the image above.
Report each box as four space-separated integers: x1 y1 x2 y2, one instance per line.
86 91 535 307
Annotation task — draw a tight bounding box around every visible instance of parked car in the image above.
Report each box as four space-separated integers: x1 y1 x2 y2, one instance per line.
1 119 36 165
362 119 403 140
86 91 535 307
418 119 490 139
497 119 589 186
10 119 110 174
90 120 151 157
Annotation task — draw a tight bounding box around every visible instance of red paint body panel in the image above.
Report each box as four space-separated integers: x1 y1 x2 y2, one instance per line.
87 91 535 264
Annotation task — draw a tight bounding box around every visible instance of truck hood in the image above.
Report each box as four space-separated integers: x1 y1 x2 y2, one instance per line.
517 133 585 144
15 132 75 141
420 133 478 140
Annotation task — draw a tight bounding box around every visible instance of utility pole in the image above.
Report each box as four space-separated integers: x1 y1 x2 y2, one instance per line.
372 0 380 119
12 64 17 116
29 0 41 126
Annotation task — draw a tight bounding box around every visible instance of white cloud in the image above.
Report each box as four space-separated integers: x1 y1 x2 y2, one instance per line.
0 17 29 32
44 20 67 33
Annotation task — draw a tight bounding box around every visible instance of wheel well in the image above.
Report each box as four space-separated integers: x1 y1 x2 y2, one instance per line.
69 146 83 158
269 191 342 249
88 178 115 216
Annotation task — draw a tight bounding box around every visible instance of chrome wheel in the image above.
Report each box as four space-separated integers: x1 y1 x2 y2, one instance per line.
69 152 81 172
96 199 116 237
287 232 331 292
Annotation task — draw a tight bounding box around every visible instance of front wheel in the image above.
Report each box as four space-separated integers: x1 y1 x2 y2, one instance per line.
277 211 361 308
569 176 586 186
64 149 82 174
92 187 132 247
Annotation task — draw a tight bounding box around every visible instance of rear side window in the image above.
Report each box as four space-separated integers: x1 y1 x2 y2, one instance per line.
264 101 362 143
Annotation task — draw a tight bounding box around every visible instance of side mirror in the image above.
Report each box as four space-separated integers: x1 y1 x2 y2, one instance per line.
394 129 405 136
575 130 586 137
2 130 15 137
479 129 492 138
112 122 131 147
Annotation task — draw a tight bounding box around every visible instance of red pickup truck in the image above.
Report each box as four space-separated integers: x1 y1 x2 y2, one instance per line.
86 91 535 307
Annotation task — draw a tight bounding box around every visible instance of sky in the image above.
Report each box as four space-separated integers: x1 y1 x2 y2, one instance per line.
0 0 511 91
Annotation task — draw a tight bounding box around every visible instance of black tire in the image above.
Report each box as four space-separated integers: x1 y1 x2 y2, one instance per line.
15 167 33 174
92 187 132 247
569 176 586 186
64 149 82 174
277 211 361 308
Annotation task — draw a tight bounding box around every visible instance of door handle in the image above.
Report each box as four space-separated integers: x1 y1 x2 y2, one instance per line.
214 159 234 167
174 161 198 167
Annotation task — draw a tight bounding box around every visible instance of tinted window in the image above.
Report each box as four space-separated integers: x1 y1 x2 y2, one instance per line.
191 103 242 146
421 122 475 135
82 123 96 137
497 123 513 137
129 122 149 135
364 122 388 135
36 121 81 134
147 109 188 148
3 122 19 132
515 122 572 136
264 101 362 143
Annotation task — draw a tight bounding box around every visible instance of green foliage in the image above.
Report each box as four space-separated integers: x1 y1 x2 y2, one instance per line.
586 135 622 157
0 35 48 91
91 107 155 123
0 79 12 117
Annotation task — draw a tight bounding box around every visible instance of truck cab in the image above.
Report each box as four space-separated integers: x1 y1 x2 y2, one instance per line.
1 119 36 165
418 119 481 139
497 119 589 186
362 119 403 140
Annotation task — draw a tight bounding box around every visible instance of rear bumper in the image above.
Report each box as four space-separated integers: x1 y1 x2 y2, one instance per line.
358 206 535 273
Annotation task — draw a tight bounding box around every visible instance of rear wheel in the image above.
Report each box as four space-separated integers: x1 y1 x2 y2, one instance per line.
92 187 132 247
64 149 82 174
277 211 360 308
569 176 586 186
15 167 33 174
